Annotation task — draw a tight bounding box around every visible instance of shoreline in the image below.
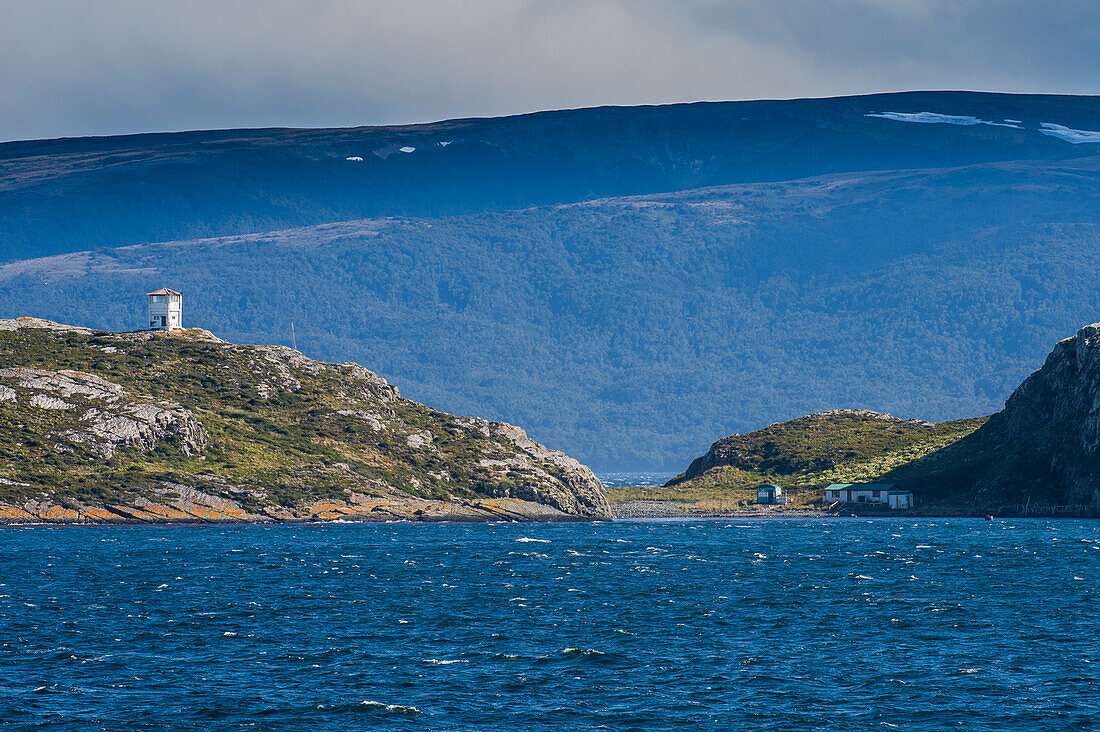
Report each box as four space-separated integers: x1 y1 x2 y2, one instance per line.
610 499 1100 520
1 498 1095 526
2 512 1098 526
0 495 610 526
612 499 830 519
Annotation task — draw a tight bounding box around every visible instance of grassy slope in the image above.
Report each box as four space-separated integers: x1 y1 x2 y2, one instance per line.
0 326 586 513
609 412 987 509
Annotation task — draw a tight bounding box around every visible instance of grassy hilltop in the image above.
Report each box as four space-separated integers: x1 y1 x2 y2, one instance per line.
610 410 987 511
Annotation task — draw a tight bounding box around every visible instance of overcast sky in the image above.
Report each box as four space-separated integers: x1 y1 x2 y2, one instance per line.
1 0 1097 142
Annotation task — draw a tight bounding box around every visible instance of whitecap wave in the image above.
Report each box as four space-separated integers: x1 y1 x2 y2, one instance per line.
314 700 422 715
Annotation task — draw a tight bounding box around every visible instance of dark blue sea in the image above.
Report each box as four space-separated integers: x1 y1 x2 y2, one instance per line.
3 519 1098 731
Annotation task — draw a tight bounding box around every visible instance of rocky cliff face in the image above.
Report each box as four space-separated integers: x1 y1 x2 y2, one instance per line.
0 318 609 522
887 323 1100 511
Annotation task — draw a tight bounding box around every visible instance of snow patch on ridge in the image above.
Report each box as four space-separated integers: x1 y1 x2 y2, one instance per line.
1039 123 1100 144
866 112 1021 129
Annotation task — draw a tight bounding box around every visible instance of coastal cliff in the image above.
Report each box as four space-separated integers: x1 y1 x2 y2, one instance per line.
0 318 610 523
886 323 1100 511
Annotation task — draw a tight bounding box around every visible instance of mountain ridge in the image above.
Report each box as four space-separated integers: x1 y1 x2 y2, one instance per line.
3 91 1100 469
3 90 1099 262
7 89 1096 149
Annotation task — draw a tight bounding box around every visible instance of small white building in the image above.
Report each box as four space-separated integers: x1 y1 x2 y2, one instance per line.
824 483 914 509
147 288 182 330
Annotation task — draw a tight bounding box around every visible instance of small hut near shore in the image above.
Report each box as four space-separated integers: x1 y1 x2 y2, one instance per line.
824 483 914 509
757 484 786 505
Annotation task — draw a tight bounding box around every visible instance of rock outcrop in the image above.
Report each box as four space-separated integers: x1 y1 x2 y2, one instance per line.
0 487 587 524
0 367 207 458
459 418 608 518
0 318 609 523
0 317 94 334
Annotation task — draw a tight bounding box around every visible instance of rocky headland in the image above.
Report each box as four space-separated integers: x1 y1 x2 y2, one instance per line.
0 318 610 523
616 323 1100 517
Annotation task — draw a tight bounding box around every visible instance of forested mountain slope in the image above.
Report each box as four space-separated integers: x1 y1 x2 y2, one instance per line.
4 154 1099 469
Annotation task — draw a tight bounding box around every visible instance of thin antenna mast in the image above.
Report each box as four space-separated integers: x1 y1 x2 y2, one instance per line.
291 322 297 351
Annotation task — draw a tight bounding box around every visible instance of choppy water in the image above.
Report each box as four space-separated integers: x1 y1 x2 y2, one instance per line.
2 519 1098 730
595 472 675 489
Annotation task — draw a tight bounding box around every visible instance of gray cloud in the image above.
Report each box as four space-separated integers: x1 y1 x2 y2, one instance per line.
1 0 1096 141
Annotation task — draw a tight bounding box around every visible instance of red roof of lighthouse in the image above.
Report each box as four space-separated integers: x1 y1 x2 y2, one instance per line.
146 288 182 296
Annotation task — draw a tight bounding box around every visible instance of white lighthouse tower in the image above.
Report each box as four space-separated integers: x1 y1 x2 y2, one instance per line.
146 288 183 330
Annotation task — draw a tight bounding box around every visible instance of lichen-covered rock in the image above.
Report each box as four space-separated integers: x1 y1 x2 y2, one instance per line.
0 366 207 458
335 409 387 432
80 403 207 457
30 394 74 410
0 317 94 333
332 361 400 403
405 430 433 448
1 367 125 399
